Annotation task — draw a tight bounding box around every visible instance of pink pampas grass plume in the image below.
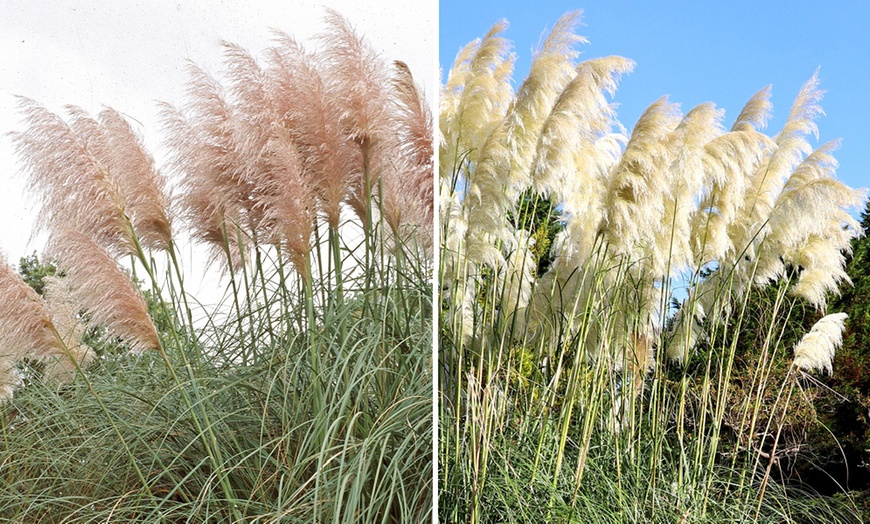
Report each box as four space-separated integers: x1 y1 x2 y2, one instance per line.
49 229 161 353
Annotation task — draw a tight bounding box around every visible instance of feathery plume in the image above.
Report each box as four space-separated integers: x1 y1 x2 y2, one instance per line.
49 229 161 352
11 99 132 255
379 61 434 238
462 123 512 269
532 56 634 202
793 312 847 375
756 140 865 304
319 9 393 223
41 276 93 383
602 96 681 269
319 9 392 149
691 128 774 264
730 85 773 132
561 133 625 261
159 100 238 268
160 64 255 271
658 103 724 271
268 32 361 229
440 20 514 179
98 108 173 251
731 73 825 261
506 11 587 195
0 254 67 393
499 229 537 332
256 126 318 279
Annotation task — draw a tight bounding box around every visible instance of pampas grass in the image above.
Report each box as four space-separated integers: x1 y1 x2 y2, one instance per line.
441 12 864 523
0 10 432 523
11 99 133 255
48 229 161 353
0 254 67 397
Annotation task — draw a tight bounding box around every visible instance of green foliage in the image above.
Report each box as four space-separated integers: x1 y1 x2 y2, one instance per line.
795 200 870 517
17 251 57 295
0 235 432 522
511 189 563 276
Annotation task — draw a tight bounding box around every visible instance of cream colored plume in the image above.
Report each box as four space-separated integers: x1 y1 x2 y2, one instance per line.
729 73 824 264
505 11 586 196
561 133 625 261
532 56 634 204
498 230 537 333
41 276 94 383
730 85 773 133
690 128 773 265
757 140 865 309
440 20 515 181
462 124 512 269
657 102 724 273
602 96 680 272
793 312 847 375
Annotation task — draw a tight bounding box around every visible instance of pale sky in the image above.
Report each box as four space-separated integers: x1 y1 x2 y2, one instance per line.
0 0 436 266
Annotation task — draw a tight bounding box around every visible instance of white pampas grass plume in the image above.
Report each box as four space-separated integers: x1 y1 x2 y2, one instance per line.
506 10 586 195
657 103 725 272
732 74 824 258
499 230 536 331
463 124 512 269
561 132 625 260
440 20 515 179
793 312 847 375
532 56 634 203
691 128 774 264
731 85 773 133
756 140 866 308
666 305 701 363
602 96 680 268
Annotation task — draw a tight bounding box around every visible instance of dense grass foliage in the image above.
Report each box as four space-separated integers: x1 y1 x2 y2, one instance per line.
440 12 865 523
1 242 431 523
0 11 432 523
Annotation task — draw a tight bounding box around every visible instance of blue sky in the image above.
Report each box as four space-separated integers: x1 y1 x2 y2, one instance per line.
440 0 870 202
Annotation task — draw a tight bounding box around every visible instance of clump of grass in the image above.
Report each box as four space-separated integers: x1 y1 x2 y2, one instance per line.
440 11 865 523
0 10 432 523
